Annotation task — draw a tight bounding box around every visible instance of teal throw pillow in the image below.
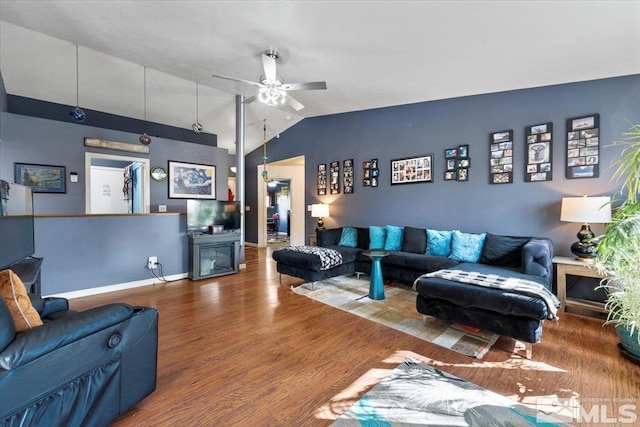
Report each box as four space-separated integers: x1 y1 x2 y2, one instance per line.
449 230 487 262
425 229 453 256
338 227 358 247
384 225 404 251
369 226 387 249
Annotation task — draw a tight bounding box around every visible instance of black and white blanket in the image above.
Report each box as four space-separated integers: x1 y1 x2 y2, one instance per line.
414 269 560 320
282 246 343 270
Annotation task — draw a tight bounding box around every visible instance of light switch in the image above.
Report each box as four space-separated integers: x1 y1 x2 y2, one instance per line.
69 172 78 183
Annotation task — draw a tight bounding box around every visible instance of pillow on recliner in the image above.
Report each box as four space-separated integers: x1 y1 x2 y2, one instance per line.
0 269 43 333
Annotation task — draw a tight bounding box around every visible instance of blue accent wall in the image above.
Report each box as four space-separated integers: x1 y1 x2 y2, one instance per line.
246 75 640 257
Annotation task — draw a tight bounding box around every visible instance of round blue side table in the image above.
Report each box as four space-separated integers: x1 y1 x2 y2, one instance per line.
363 250 389 300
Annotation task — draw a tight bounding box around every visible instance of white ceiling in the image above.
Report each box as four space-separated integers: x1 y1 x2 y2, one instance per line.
1 1 639 155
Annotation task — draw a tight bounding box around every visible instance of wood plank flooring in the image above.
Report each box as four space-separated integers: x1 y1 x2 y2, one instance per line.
69 246 640 426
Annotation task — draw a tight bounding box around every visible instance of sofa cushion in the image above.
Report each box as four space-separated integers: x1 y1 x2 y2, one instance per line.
479 234 530 268
356 227 370 250
382 251 459 272
338 227 358 247
369 226 387 249
318 227 343 247
426 229 453 256
449 231 487 263
414 262 551 319
0 269 43 333
383 225 404 251
401 226 427 254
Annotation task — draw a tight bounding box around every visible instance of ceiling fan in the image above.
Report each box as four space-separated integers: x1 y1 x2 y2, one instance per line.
211 49 327 111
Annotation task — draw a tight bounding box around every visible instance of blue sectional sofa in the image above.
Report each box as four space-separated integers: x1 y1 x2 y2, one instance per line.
274 225 556 349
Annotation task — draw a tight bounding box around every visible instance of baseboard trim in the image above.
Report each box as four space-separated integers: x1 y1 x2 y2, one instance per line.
45 272 189 300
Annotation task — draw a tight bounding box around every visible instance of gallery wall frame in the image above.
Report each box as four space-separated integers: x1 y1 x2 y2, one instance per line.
525 122 553 182
168 160 216 199
317 163 327 195
330 161 340 194
15 163 66 193
343 159 354 194
444 145 470 182
363 158 379 187
489 130 514 184
566 113 600 179
391 154 434 185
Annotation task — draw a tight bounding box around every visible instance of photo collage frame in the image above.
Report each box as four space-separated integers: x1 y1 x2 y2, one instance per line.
489 130 513 184
566 114 600 179
525 122 553 182
444 145 470 182
330 161 340 194
343 159 354 193
390 154 434 185
317 163 327 195
363 158 379 187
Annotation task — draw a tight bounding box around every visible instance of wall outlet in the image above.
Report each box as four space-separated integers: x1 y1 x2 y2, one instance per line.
147 256 158 269
158 205 167 212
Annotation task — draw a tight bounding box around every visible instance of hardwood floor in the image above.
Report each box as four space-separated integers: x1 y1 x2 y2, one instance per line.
69 246 640 426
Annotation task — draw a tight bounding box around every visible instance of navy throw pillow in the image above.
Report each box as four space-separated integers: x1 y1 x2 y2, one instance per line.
402 226 427 254
479 234 531 267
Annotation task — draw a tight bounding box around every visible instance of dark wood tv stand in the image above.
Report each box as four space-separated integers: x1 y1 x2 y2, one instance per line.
7 256 43 296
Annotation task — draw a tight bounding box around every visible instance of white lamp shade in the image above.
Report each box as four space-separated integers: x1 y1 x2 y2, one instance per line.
560 196 611 223
311 203 330 218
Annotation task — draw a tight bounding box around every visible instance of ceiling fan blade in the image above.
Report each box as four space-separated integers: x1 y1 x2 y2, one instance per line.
211 73 263 88
285 94 305 111
262 54 277 82
282 81 327 91
243 95 258 104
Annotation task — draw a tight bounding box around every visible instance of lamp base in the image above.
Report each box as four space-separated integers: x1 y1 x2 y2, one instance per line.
570 240 597 262
315 218 324 233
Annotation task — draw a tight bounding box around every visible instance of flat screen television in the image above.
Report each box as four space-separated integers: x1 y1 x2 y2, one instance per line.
0 180 35 270
187 200 241 233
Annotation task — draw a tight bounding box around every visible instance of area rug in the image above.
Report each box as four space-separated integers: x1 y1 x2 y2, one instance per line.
292 275 499 358
331 358 569 426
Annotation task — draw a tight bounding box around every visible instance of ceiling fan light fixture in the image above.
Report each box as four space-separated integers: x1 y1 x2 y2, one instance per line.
258 86 286 106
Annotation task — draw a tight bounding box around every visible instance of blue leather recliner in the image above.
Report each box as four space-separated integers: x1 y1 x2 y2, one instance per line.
0 295 158 427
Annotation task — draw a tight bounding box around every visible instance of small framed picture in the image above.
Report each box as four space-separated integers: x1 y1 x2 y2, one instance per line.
525 123 552 182
458 145 469 158
444 170 457 181
457 168 469 181
15 163 66 193
445 148 458 159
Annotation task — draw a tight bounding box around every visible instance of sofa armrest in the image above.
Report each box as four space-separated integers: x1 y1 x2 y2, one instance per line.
522 238 554 289
0 303 133 370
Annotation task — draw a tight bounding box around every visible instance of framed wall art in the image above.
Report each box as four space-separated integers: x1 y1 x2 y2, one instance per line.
168 161 216 199
330 161 340 194
15 163 66 193
317 163 327 195
443 145 471 183
525 123 552 182
363 158 379 187
566 113 600 179
343 159 354 194
391 154 433 185
489 130 513 184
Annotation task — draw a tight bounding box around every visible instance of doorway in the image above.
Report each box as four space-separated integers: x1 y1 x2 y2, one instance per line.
257 156 305 247
267 179 291 248
85 152 150 214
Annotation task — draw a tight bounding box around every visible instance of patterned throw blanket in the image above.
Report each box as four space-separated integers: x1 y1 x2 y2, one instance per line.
282 246 343 270
414 269 560 320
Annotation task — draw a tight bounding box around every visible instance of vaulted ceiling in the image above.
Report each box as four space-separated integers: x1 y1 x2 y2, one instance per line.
1 1 638 155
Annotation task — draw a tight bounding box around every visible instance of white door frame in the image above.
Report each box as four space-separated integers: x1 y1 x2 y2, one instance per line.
257 159 305 247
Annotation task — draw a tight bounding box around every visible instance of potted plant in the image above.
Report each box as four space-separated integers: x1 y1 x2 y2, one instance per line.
596 122 640 360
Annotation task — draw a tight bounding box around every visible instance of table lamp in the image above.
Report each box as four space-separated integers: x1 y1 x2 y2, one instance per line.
311 203 330 232
560 195 611 262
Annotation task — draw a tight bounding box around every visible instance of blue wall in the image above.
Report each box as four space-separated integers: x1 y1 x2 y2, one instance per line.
0 112 229 214
246 75 640 257
0 111 231 294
